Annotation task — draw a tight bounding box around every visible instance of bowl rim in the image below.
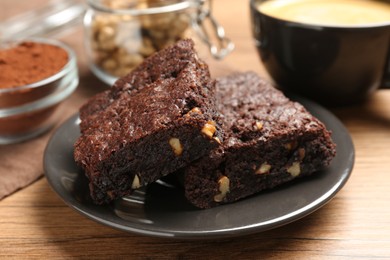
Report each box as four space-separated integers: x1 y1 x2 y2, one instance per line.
0 37 77 94
250 0 390 29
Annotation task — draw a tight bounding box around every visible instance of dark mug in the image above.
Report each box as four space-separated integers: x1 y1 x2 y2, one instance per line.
250 0 390 106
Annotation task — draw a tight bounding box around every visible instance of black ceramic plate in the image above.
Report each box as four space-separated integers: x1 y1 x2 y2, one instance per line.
44 97 354 239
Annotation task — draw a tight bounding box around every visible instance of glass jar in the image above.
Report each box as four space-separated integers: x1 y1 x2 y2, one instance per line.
84 0 234 85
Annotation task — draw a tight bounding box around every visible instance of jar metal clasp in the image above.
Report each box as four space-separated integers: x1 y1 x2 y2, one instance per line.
192 0 234 60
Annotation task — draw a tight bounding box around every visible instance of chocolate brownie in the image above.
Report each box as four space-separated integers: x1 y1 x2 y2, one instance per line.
74 39 222 204
79 39 214 133
184 72 336 208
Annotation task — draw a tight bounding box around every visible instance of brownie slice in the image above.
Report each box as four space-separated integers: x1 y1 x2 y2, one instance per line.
184 72 336 208
79 39 214 133
74 39 222 204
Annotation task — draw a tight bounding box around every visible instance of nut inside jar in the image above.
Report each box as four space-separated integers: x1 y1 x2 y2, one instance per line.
88 0 191 78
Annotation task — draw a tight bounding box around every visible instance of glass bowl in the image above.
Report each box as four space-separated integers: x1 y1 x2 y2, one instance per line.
0 38 78 144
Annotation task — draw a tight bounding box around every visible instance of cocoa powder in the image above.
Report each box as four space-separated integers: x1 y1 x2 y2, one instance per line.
0 41 68 89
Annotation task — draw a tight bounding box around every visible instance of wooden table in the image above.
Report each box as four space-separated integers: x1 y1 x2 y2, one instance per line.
1 0 390 258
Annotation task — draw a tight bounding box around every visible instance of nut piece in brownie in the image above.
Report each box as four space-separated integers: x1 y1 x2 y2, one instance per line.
184 72 336 208
74 39 222 204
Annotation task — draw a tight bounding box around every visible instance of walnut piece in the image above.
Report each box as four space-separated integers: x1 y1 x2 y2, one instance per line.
255 162 271 174
298 148 305 161
201 121 216 139
255 121 263 130
185 107 202 117
287 162 301 177
169 137 183 156
213 136 222 144
214 176 230 202
131 175 141 189
285 140 298 150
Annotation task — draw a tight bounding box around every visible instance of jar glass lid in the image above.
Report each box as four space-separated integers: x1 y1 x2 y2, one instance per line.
87 0 199 15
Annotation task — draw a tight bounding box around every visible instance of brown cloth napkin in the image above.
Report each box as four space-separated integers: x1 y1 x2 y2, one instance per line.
0 132 51 199
0 91 82 200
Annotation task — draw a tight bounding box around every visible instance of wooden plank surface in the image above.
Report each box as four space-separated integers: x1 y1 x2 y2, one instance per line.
1 0 390 258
